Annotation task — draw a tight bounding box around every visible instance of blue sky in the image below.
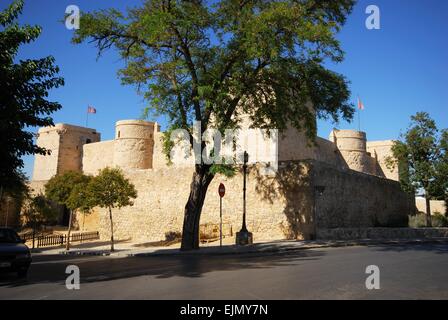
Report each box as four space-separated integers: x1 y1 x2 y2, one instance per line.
3 0 447 179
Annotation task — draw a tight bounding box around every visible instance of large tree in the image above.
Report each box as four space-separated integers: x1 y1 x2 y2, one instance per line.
389 112 448 226
73 0 355 250
0 0 64 192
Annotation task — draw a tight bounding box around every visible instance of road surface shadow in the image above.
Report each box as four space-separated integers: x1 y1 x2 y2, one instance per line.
370 243 448 254
0 249 324 288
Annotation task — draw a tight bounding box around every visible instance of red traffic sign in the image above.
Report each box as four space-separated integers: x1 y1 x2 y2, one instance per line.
218 183 225 198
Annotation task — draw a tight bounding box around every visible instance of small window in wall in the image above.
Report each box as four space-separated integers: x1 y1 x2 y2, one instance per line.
118 131 121 138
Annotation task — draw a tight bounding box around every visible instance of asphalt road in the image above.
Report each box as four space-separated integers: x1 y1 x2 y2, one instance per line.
0 243 447 299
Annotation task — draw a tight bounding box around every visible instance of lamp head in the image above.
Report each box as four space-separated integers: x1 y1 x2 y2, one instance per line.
243 151 249 164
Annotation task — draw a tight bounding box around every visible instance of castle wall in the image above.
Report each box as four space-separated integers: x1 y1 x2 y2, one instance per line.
77 163 315 242
77 160 413 243
83 140 115 175
152 132 170 169
312 161 414 230
278 128 315 162
314 137 348 169
32 128 61 181
366 140 399 181
415 198 446 215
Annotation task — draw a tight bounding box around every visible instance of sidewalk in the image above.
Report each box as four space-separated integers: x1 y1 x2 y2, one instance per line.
30 237 448 258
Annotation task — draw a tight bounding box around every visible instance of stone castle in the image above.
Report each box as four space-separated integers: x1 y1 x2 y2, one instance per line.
29 119 415 242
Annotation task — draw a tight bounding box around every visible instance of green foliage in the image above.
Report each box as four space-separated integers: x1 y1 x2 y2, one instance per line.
0 169 29 202
66 177 94 213
432 213 448 227
409 213 448 228
73 0 355 158
45 171 92 211
389 112 447 203
87 168 137 209
21 194 58 227
209 163 236 178
0 0 64 189
409 214 427 228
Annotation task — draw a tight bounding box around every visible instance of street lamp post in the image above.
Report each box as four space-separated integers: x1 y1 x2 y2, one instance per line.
236 151 253 245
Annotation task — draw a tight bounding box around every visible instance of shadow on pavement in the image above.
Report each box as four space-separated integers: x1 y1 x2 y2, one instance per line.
0 247 325 288
370 242 448 254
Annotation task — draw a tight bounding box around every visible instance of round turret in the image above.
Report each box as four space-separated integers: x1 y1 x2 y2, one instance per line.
333 130 367 152
331 130 371 174
113 120 155 170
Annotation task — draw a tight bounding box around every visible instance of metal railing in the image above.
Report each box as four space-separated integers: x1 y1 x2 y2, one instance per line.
24 231 100 248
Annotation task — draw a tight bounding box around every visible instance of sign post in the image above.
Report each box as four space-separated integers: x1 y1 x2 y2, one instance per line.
218 183 225 247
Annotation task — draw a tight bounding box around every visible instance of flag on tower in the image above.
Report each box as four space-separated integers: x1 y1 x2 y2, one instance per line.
357 97 364 110
87 106 97 114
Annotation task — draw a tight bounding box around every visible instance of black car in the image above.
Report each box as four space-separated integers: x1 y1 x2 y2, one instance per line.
0 228 32 277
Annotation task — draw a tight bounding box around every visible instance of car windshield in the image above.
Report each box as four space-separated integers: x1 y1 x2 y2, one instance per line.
0 229 22 243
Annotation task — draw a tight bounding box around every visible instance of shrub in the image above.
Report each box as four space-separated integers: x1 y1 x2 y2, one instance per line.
409 213 448 228
432 213 448 227
409 214 427 228
165 231 182 242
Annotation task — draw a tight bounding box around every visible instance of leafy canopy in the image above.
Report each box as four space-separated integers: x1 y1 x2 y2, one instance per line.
73 0 355 154
21 194 58 227
390 112 448 200
0 0 64 189
45 171 92 211
87 167 137 209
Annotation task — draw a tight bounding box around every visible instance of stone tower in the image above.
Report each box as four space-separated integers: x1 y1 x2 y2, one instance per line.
113 120 156 170
32 124 100 181
329 129 374 174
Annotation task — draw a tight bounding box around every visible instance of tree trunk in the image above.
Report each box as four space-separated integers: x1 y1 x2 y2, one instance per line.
181 165 214 251
426 197 432 227
109 207 114 252
66 209 73 251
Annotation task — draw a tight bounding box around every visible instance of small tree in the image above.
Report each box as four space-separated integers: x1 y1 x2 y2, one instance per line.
389 112 448 226
66 179 94 232
21 194 58 247
88 168 137 252
45 171 92 250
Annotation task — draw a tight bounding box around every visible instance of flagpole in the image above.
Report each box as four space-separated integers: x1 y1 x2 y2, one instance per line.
357 95 361 132
358 107 361 132
86 109 89 128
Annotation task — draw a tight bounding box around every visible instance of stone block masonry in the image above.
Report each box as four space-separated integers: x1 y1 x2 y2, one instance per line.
77 160 413 243
83 164 305 242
